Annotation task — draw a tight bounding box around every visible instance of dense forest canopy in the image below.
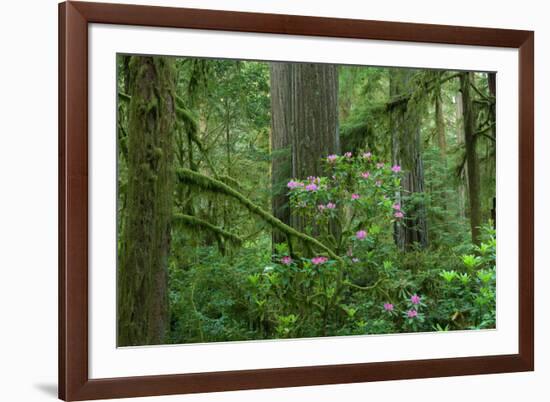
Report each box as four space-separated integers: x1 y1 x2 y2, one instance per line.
117 55 496 346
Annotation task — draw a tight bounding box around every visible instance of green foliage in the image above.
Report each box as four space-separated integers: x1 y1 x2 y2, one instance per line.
117 56 497 345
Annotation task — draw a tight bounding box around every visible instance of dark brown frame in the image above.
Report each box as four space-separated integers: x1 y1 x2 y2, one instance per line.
59 1 534 400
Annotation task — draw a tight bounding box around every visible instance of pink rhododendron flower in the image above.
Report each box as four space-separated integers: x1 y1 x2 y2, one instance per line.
318 204 326 212
307 176 320 184
361 171 370 179
407 309 418 318
394 211 404 219
363 152 372 159
384 303 394 311
392 203 401 210
411 294 421 305
311 256 328 265
281 256 292 265
376 162 384 169
391 164 401 173
351 193 361 200
344 152 352 158
287 180 302 189
305 183 318 192
356 230 367 240
326 202 336 209
327 154 337 163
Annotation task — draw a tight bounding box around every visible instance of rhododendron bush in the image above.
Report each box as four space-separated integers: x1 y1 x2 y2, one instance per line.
225 152 496 339
287 152 403 256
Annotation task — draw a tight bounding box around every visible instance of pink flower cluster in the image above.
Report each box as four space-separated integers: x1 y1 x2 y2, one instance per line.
304 176 321 192
287 180 303 189
383 303 394 312
319 202 336 211
407 309 418 318
307 176 320 184
391 164 402 173
356 230 367 240
361 171 370 179
311 256 328 265
392 203 404 219
281 256 292 265
344 152 353 158
351 193 361 200
411 294 421 305
327 154 338 163
363 152 372 159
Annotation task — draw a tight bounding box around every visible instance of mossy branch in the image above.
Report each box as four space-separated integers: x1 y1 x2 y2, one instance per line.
386 72 461 110
177 168 342 263
121 92 245 190
118 92 131 103
173 213 243 245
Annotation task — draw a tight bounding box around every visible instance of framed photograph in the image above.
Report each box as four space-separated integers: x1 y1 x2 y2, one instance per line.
59 1 534 400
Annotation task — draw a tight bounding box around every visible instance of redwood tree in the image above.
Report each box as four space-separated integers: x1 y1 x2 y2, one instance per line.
270 62 340 236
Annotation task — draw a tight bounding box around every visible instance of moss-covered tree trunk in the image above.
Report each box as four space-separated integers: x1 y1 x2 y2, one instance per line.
117 56 177 346
488 72 497 227
455 91 468 219
390 68 428 250
460 72 482 245
435 82 447 158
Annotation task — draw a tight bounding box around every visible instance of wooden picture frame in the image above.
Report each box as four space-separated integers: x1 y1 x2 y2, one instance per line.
59 1 534 400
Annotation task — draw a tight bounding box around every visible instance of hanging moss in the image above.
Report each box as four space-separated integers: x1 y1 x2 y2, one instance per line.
117 56 177 347
176 168 342 263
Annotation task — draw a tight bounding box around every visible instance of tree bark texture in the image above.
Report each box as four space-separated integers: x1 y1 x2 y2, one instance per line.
270 62 340 236
117 56 177 346
390 68 428 250
435 83 447 158
270 63 293 244
460 72 482 245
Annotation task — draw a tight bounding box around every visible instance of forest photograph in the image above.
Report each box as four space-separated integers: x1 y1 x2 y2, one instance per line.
116 55 496 347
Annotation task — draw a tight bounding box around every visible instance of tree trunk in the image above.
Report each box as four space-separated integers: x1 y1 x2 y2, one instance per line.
270 62 340 237
460 72 482 245
270 63 293 245
390 68 428 250
455 91 467 219
289 63 340 180
117 56 177 346
488 72 497 228
435 83 447 158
